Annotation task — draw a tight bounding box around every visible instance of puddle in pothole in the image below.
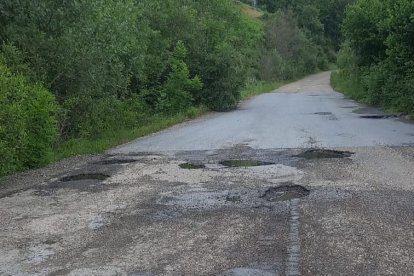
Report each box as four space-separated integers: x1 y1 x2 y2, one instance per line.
314 112 333 115
261 184 310 202
220 160 275 167
59 174 110 182
94 159 137 165
359 114 396 119
179 163 206 169
296 149 353 159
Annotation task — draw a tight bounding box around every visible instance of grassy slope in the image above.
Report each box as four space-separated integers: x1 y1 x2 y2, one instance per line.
240 81 285 99
239 3 264 18
54 80 285 161
52 107 207 160
330 71 362 98
331 71 413 118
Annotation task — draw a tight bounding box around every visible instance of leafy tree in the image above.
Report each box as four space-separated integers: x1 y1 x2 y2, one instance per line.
157 41 203 114
342 0 389 66
0 55 58 176
337 0 414 115
0 0 340 176
260 11 319 81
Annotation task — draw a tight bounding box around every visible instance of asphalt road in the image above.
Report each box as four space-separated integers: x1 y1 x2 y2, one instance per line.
112 72 414 153
1 72 414 276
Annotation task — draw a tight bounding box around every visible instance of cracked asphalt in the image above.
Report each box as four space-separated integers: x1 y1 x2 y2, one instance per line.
1 72 414 276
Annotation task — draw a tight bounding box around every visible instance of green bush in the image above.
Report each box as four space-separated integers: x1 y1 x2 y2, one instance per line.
0 61 58 176
0 0 345 176
337 0 414 115
157 41 203 114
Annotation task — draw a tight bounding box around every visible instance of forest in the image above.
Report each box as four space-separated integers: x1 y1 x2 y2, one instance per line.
332 0 414 117
2 0 404 177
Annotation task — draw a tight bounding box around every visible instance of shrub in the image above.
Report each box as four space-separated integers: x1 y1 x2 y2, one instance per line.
0 61 58 176
338 0 414 115
157 41 203 114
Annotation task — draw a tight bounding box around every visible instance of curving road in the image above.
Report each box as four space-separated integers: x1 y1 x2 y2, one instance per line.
112 72 414 153
1 72 414 276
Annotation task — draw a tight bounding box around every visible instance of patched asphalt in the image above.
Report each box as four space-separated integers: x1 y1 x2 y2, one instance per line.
1 72 414 275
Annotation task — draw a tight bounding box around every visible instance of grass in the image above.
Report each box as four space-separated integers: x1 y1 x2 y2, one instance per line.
52 107 207 161
240 81 285 99
54 81 285 161
1 80 288 181
331 71 413 118
234 1 264 19
331 70 368 103
241 4 264 18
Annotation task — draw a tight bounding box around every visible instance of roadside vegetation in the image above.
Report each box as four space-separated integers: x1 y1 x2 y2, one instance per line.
332 0 414 117
0 0 349 177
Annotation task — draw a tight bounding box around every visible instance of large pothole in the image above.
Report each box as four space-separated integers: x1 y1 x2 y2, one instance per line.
48 173 114 192
179 163 206 169
359 114 397 119
314 112 333 115
220 160 274 167
59 174 110 182
261 184 310 202
94 159 137 165
296 149 353 159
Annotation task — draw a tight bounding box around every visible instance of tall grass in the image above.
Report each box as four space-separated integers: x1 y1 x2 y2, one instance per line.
52 107 207 161
240 81 285 99
331 71 368 103
54 81 286 161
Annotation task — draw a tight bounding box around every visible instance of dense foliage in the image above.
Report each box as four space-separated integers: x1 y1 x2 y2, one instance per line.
255 0 354 49
251 0 354 82
0 0 344 176
333 0 414 115
0 47 58 176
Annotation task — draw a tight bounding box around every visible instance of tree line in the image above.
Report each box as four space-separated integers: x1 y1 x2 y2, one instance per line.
0 0 348 176
332 0 414 116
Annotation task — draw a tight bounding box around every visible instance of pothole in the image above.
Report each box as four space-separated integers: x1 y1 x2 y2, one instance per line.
94 159 137 165
32 190 53 197
226 191 242 202
314 112 332 115
179 163 206 169
59 174 110 182
220 160 274 167
296 149 353 159
261 184 310 202
359 114 396 119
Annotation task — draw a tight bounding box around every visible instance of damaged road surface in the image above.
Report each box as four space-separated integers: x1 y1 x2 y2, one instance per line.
1 72 414 275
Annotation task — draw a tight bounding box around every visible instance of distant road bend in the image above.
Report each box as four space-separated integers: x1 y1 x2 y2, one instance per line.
1 72 414 276
112 72 414 153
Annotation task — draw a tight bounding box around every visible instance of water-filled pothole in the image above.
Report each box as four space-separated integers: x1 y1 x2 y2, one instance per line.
220 160 274 167
94 159 137 165
314 112 332 115
296 149 353 159
261 184 310 202
359 114 396 119
59 174 110 182
179 163 206 169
